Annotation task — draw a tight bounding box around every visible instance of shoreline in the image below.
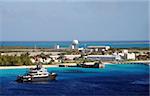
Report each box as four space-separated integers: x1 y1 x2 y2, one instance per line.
0 62 110 69
0 65 59 70
0 61 149 69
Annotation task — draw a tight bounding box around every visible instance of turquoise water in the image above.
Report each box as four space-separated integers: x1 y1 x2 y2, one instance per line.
0 41 149 48
0 64 149 96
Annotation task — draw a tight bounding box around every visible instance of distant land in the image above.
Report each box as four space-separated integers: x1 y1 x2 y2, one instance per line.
0 40 149 48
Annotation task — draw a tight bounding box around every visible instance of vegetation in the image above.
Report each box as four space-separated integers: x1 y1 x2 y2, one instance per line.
0 54 33 66
58 53 66 63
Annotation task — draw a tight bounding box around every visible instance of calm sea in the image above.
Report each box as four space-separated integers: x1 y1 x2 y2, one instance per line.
0 41 150 48
0 64 149 96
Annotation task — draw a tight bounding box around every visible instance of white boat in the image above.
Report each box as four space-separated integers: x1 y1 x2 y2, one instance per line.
16 63 57 82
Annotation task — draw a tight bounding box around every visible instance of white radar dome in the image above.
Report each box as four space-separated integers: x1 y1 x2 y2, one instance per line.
72 40 79 45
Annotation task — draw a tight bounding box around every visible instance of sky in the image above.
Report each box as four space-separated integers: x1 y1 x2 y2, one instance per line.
0 0 149 41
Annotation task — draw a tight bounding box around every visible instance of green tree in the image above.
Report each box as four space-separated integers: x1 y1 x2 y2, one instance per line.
0 54 33 66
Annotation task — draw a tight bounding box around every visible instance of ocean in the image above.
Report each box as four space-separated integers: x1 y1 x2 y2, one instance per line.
0 41 149 48
0 64 149 96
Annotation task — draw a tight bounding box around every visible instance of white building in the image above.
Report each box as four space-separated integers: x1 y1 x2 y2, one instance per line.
71 45 75 49
71 40 79 49
50 55 59 60
116 50 136 60
1 52 25 56
127 53 136 60
65 55 81 60
123 50 128 54
39 58 51 63
86 55 121 61
118 53 125 57
30 57 52 64
30 58 36 63
55 45 60 49
87 46 110 52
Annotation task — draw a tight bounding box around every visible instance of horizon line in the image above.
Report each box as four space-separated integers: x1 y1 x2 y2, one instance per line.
0 40 150 42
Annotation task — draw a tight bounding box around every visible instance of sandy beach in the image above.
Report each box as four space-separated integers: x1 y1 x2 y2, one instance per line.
0 65 59 69
0 62 111 69
0 63 81 69
0 60 149 69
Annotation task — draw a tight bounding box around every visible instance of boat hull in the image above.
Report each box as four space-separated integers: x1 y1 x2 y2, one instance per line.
16 74 57 82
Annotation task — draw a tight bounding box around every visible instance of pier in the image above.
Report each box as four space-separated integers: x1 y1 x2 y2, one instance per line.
116 60 150 65
58 62 105 68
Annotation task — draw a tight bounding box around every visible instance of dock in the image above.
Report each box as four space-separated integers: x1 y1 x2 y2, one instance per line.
116 60 150 65
58 63 77 67
58 62 105 68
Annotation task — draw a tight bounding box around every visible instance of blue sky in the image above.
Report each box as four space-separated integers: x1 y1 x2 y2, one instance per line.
0 0 149 41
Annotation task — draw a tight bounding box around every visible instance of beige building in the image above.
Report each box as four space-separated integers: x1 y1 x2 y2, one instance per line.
87 46 110 52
